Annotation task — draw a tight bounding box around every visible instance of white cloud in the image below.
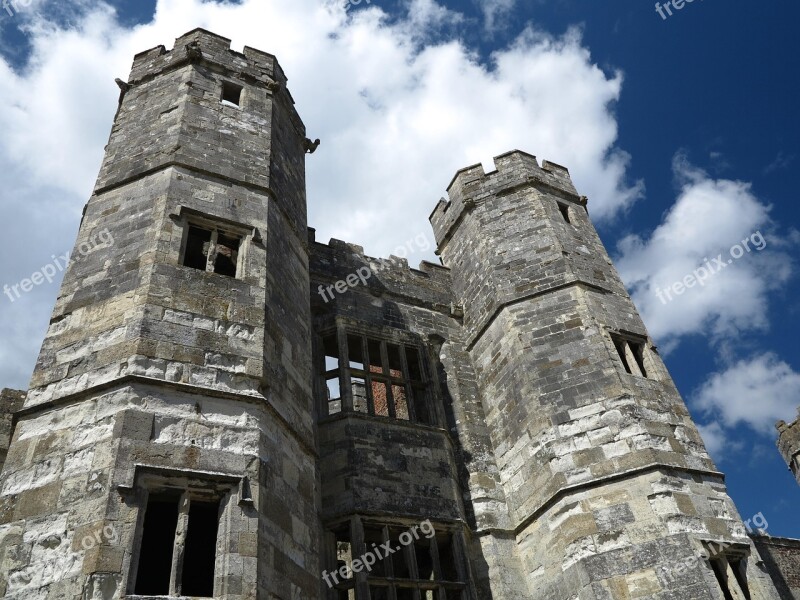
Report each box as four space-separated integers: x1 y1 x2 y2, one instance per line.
0 0 641 388
479 0 516 32
615 154 793 352
693 354 800 436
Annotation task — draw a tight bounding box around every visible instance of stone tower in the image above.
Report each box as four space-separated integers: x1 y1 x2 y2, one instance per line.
428 152 784 599
0 29 319 600
1 29 795 600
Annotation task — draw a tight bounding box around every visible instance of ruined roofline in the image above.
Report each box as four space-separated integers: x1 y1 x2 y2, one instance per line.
309 232 451 279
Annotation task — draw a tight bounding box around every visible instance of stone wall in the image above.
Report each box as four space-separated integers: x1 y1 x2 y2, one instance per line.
777 411 800 486
752 535 800 599
0 390 24 473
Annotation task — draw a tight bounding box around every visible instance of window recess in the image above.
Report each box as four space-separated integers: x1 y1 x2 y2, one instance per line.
610 332 650 378
320 329 434 426
133 491 221 598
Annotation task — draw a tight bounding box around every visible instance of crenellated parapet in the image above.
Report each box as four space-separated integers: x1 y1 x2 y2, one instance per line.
129 28 288 93
430 150 583 250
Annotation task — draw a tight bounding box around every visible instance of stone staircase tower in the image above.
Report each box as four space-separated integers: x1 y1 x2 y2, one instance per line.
0 29 318 600
430 151 782 599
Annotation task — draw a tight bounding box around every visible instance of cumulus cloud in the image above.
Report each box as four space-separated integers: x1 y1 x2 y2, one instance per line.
693 354 800 436
615 154 793 352
0 0 641 388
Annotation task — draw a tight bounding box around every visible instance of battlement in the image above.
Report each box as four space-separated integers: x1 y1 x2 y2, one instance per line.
430 150 581 247
128 28 287 92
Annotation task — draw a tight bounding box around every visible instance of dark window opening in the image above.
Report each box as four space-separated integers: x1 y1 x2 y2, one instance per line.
414 538 435 580
611 335 632 374
710 558 736 600
328 521 468 600
630 341 647 378
558 202 571 223
213 233 240 277
184 226 212 271
182 224 242 278
369 587 389 600
221 81 243 107
134 495 180 595
181 500 220 597
730 559 752 600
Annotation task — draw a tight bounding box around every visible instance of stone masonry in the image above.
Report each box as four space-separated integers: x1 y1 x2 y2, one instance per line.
777 411 800 486
0 28 796 600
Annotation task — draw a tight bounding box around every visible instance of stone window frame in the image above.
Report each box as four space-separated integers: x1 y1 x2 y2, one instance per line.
220 79 244 109
701 541 753 600
323 516 472 600
317 322 438 427
173 205 260 280
608 330 658 380
125 470 241 599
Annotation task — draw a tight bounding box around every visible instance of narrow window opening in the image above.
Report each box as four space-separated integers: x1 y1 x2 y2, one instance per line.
134 494 180 595
630 341 648 378
324 335 342 416
181 500 220 597
611 335 632 374
352 376 368 414
390 530 411 578
369 586 390 600
363 527 387 577
184 226 212 272
437 534 460 582
335 529 353 582
348 335 365 369
395 588 415 600
414 537 435 580
213 233 240 277
221 81 243 107
558 202 571 223
710 558 735 600
730 559 752 600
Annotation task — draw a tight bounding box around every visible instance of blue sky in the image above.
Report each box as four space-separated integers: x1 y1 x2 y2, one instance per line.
0 0 798 537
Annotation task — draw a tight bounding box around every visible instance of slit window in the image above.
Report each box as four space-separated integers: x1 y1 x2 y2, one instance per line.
318 330 434 425
557 202 571 223
134 492 221 598
182 223 242 278
221 81 243 107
